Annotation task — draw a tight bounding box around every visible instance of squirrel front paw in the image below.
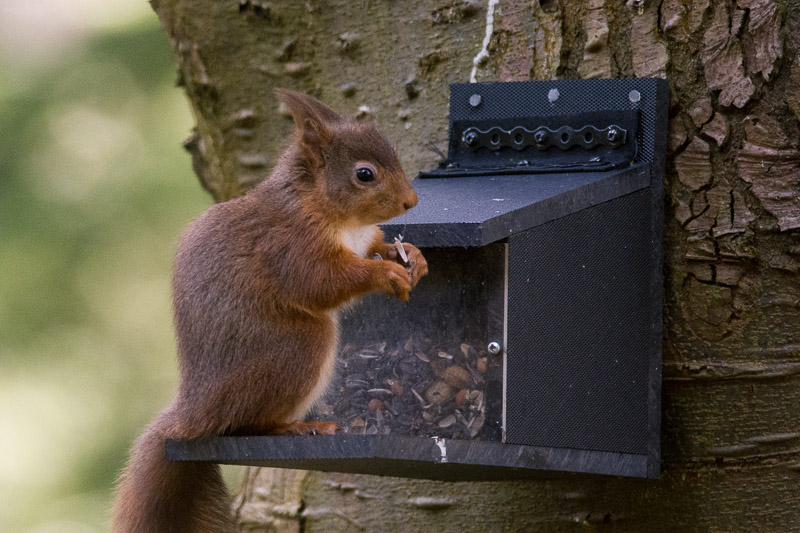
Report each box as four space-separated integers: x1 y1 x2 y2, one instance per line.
387 243 429 287
375 260 412 302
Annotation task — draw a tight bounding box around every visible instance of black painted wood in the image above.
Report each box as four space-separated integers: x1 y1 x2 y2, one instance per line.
166 435 650 480
380 164 650 247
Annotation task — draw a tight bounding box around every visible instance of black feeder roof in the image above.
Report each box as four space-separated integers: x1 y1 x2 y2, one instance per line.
381 164 651 247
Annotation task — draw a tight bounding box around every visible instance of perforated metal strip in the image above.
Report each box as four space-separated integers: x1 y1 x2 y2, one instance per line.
461 124 627 151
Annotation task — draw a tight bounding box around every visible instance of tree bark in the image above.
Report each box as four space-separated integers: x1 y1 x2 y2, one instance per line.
151 0 800 530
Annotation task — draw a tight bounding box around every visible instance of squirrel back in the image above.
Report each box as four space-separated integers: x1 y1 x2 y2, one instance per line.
112 90 428 532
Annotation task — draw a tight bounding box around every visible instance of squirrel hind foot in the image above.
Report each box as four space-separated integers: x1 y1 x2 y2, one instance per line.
273 420 340 436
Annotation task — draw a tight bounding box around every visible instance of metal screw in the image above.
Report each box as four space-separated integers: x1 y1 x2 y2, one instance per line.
629 89 641 103
548 88 559 103
533 130 548 144
607 128 620 143
469 93 482 107
487 341 501 355
463 130 479 147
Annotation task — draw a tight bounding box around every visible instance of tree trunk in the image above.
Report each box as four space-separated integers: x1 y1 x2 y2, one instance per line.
151 0 800 530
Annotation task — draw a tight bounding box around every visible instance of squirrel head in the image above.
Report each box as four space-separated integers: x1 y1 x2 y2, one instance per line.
276 89 418 226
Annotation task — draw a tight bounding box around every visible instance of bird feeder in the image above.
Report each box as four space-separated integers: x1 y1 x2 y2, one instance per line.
167 79 668 480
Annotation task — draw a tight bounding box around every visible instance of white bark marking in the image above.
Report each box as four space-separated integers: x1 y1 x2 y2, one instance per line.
470 0 500 83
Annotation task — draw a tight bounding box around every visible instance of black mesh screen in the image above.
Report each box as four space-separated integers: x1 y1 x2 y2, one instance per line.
505 189 653 455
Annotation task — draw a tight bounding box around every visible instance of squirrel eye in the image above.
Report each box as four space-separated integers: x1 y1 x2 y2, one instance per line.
356 167 375 183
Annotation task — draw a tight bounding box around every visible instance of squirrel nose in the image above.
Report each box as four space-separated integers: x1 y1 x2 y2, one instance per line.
403 189 418 211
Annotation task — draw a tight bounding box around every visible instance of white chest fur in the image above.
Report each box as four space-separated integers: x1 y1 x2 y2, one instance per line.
339 225 375 258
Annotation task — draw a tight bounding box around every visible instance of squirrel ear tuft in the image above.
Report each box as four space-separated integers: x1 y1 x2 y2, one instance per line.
275 89 343 124
275 89 344 147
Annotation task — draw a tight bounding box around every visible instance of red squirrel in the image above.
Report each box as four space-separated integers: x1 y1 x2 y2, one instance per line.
112 89 428 533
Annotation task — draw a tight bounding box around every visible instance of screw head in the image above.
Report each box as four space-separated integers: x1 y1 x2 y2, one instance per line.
607 128 620 143
487 341 501 355
628 89 641 103
533 130 547 144
547 88 559 103
469 93 482 107
463 130 479 147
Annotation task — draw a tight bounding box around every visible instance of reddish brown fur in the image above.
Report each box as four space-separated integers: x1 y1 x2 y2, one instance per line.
112 90 428 533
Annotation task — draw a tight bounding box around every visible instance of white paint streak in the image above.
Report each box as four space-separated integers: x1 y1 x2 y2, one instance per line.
470 0 500 83
432 436 448 463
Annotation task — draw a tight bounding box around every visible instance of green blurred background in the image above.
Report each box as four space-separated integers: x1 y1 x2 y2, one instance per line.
0 1 215 531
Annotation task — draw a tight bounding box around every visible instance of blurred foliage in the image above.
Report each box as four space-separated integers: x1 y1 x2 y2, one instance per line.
0 13 213 533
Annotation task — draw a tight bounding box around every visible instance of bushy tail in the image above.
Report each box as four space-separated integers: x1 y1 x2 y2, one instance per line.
112 409 234 533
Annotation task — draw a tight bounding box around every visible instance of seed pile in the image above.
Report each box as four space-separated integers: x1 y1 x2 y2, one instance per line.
314 336 497 440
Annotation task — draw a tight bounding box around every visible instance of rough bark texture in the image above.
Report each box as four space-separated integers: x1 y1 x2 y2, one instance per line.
151 0 800 530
